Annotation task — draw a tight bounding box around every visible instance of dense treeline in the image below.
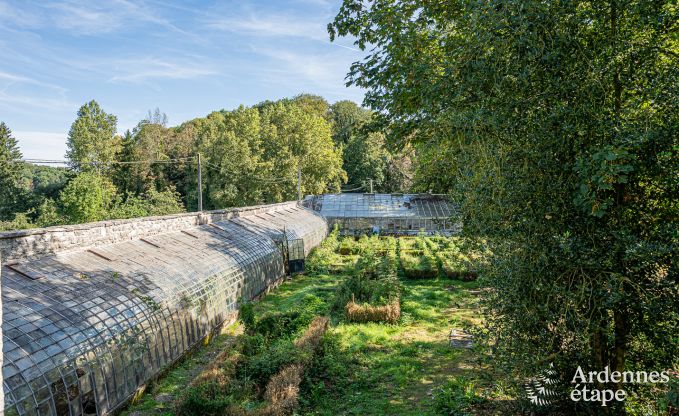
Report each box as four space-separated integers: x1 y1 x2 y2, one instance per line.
330 0 677 414
0 95 413 231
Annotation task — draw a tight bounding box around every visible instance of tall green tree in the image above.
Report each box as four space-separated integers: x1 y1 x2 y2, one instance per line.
259 100 345 199
0 122 26 220
343 131 389 190
59 172 117 224
331 1 678 412
329 100 372 145
199 107 266 208
66 100 120 172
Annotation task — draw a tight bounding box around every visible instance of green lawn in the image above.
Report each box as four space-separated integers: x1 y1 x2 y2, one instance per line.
123 236 515 415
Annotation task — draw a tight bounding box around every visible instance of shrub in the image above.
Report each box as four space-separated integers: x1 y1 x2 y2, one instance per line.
331 274 400 313
176 382 236 416
239 338 307 386
338 238 358 255
400 251 439 279
438 252 478 281
245 295 323 342
306 225 341 274
252 317 329 416
432 378 485 416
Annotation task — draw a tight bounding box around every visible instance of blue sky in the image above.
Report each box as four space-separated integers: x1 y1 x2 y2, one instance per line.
0 0 365 160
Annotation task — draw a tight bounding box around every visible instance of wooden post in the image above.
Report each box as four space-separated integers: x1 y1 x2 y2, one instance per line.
297 165 302 201
197 153 203 211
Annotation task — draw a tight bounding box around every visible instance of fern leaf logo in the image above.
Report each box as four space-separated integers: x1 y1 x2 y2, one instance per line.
525 363 558 406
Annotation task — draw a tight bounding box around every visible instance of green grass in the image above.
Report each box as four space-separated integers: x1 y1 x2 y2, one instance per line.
119 325 241 416
301 278 494 416
122 236 514 415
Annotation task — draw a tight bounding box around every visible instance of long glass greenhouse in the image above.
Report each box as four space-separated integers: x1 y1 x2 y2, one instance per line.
0 203 327 416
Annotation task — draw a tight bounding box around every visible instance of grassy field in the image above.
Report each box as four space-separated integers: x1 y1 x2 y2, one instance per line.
122 235 514 416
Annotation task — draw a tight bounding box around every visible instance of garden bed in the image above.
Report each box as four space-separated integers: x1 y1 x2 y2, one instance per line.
121 234 510 416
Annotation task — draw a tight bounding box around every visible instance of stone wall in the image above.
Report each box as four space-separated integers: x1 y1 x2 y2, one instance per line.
0 201 298 262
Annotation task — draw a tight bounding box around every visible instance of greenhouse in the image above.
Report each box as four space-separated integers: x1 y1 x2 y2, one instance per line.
305 193 459 235
0 203 327 416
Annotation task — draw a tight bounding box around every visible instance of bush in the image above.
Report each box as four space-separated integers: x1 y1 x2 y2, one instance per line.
244 294 324 342
438 252 477 281
255 317 329 416
239 338 308 386
306 225 341 273
176 382 236 416
432 378 485 416
400 251 439 279
331 273 400 313
338 238 358 255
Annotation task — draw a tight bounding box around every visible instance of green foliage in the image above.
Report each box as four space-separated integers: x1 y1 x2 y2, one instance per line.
306 225 342 273
573 146 634 217
0 213 33 231
59 172 117 223
329 100 371 145
432 378 485 416
292 93 330 119
331 1 678 411
399 237 439 279
332 243 401 314
110 187 185 219
343 131 389 191
176 382 236 416
0 122 26 220
19 164 71 201
198 99 346 208
34 199 63 228
66 100 120 172
239 337 307 386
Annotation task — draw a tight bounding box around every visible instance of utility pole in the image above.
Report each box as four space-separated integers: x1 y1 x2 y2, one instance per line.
197 153 203 211
297 165 302 201
369 178 373 194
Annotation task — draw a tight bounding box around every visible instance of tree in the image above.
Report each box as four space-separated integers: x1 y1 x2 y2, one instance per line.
0 122 25 220
329 100 372 145
110 187 184 219
343 131 389 191
112 130 136 197
145 107 168 127
259 100 345 199
66 100 120 172
331 0 678 412
199 107 266 208
291 94 330 120
59 172 117 224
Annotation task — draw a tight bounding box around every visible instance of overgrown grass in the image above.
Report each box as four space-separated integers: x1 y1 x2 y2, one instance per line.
123 235 512 416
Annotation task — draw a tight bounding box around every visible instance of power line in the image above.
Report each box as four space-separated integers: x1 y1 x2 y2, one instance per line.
11 157 196 166
203 161 294 184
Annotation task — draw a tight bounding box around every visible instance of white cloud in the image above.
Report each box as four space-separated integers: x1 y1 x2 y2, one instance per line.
0 70 68 93
0 91 72 110
13 131 68 160
107 57 217 84
0 71 33 83
209 14 329 41
252 46 364 102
